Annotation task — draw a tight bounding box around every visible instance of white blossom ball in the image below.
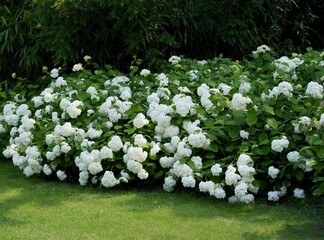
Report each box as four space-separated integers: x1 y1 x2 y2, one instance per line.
268 166 280 179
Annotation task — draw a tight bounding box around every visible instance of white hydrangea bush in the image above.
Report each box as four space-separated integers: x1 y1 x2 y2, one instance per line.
0 47 323 202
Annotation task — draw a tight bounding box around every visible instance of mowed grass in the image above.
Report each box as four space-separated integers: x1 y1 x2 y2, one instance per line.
0 160 323 240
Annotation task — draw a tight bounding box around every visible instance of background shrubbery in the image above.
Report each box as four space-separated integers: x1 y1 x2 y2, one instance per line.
1 0 323 83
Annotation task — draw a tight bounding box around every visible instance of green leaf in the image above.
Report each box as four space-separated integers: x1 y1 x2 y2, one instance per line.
263 105 275 115
225 145 235 152
228 126 240 139
124 127 136 135
252 180 260 188
154 170 164 179
203 160 216 168
253 146 270 155
209 142 219 152
275 109 283 118
239 142 249 152
0 92 6 98
258 133 269 145
267 118 278 129
313 185 324 196
296 170 304 182
313 176 324 183
246 108 258 126
204 119 214 128
116 163 124 169
307 135 324 146
316 148 324 159
78 92 89 101
260 160 273 166
205 152 215 159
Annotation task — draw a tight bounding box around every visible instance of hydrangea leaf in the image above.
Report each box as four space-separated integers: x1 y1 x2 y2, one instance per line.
267 118 278 129
246 108 258 126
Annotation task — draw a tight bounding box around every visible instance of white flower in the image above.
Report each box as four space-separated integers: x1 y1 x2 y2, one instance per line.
305 81 323 99
126 160 143 174
134 134 147 148
191 156 202 170
239 194 254 203
163 176 177 192
218 83 232 95
199 181 215 195
127 147 148 163
183 120 201 134
44 92 54 103
60 122 75 137
72 63 83 72
23 166 35 177
56 170 67 181
120 170 130 182
120 90 132 100
108 136 123 152
108 109 121 123
88 162 103 175
86 86 99 100
211 164 222 176
159 156 175 168
140 69 151 76
231 93 252 111
239 130 249 139
271 136 289 152
268 166 280 179
79 171 89 185
293 188 305 199
86 128 103 139
189 70 199 81
269 81 293 98
213 186 226 199
268 191 280 201
188 133 209 148
168 56 181 65
16 104 31 116
173 94 195 117
225 166 241 186
84 55 91 62
61 143 71 153
237 154 253 167
100 146 113 159
239 81 251 94
50 68 59 78
234 182 248 198
66 100 82 118
150 142 161 156
197 60 208 65
319 113 324 127
43 164 52 175
181 175 196 188
32 96 44 108
137 169 149 180
252 45 271 55
274 56 302 73
101 171 119 187
287 151 301 163
238 165 256 178
170 161 193 178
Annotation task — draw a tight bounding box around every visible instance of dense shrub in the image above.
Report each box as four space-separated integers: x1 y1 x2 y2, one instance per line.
1 0 323 81
1 47 323 202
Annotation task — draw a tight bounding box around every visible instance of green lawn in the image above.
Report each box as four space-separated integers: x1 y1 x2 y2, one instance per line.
0 160 323 240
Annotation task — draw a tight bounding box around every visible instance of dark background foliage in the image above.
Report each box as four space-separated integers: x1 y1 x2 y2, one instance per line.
0 0 323 86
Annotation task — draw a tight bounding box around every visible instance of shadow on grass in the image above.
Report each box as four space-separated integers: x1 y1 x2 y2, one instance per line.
0 160 323 239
